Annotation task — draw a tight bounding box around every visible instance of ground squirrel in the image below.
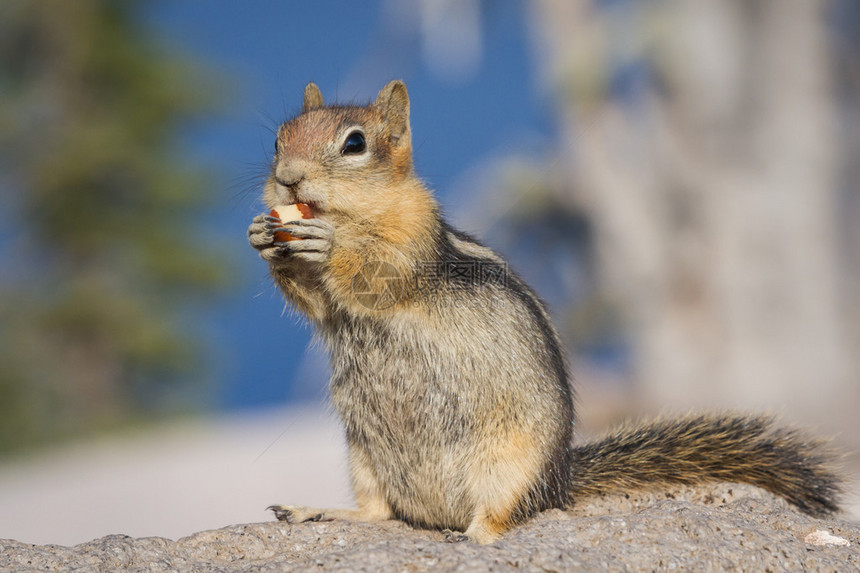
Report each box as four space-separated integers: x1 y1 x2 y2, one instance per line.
247 80 841 544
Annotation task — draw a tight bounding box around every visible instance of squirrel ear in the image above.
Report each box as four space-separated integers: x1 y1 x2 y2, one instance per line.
374 80 410 146
303 82 324 112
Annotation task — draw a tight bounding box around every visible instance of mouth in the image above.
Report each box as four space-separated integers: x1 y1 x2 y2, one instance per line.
272 199 325 219
266 181 325 214
294 200 321 216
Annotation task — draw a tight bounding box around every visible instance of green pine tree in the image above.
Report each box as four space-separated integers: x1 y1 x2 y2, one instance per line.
0 0 232 453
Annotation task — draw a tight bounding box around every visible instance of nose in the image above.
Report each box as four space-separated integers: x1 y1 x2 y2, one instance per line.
275 160 309 188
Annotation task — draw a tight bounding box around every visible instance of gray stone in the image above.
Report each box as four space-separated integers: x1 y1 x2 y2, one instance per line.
2 484 857 572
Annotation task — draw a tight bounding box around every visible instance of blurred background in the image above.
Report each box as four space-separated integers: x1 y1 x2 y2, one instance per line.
1 0 858 545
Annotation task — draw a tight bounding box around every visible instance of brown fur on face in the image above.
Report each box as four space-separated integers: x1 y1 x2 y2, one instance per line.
265 83 437 317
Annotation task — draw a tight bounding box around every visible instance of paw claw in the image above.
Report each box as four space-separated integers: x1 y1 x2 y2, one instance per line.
267 505 331 524
442 529 470 543
267 505 294 523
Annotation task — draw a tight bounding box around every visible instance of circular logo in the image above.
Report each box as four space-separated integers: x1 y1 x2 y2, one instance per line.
351 261 405 311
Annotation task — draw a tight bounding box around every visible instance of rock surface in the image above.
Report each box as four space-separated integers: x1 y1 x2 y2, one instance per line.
2 484 858 572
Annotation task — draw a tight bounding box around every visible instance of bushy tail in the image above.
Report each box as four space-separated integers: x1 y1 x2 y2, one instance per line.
569 414 841 517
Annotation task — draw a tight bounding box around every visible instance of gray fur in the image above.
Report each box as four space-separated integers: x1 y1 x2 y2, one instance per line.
317 232 573 530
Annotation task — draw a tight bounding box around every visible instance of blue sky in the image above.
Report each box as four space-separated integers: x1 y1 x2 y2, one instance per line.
144 1 558 409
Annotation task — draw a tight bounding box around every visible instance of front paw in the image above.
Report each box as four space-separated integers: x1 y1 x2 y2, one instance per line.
272 218 334 264
267 504 328 523
249 218 288 267
248 214 334 266
248 213 275 251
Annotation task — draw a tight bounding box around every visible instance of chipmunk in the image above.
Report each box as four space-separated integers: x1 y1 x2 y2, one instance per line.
247 80 841 544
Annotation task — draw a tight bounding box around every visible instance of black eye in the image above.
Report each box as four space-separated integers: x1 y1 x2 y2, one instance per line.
274 138 279 155
341 131 366 155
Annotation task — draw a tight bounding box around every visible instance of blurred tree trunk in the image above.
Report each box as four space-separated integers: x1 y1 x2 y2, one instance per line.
531 0 858 440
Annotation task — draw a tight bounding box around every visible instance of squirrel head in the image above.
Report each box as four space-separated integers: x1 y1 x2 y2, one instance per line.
265 81 429 229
